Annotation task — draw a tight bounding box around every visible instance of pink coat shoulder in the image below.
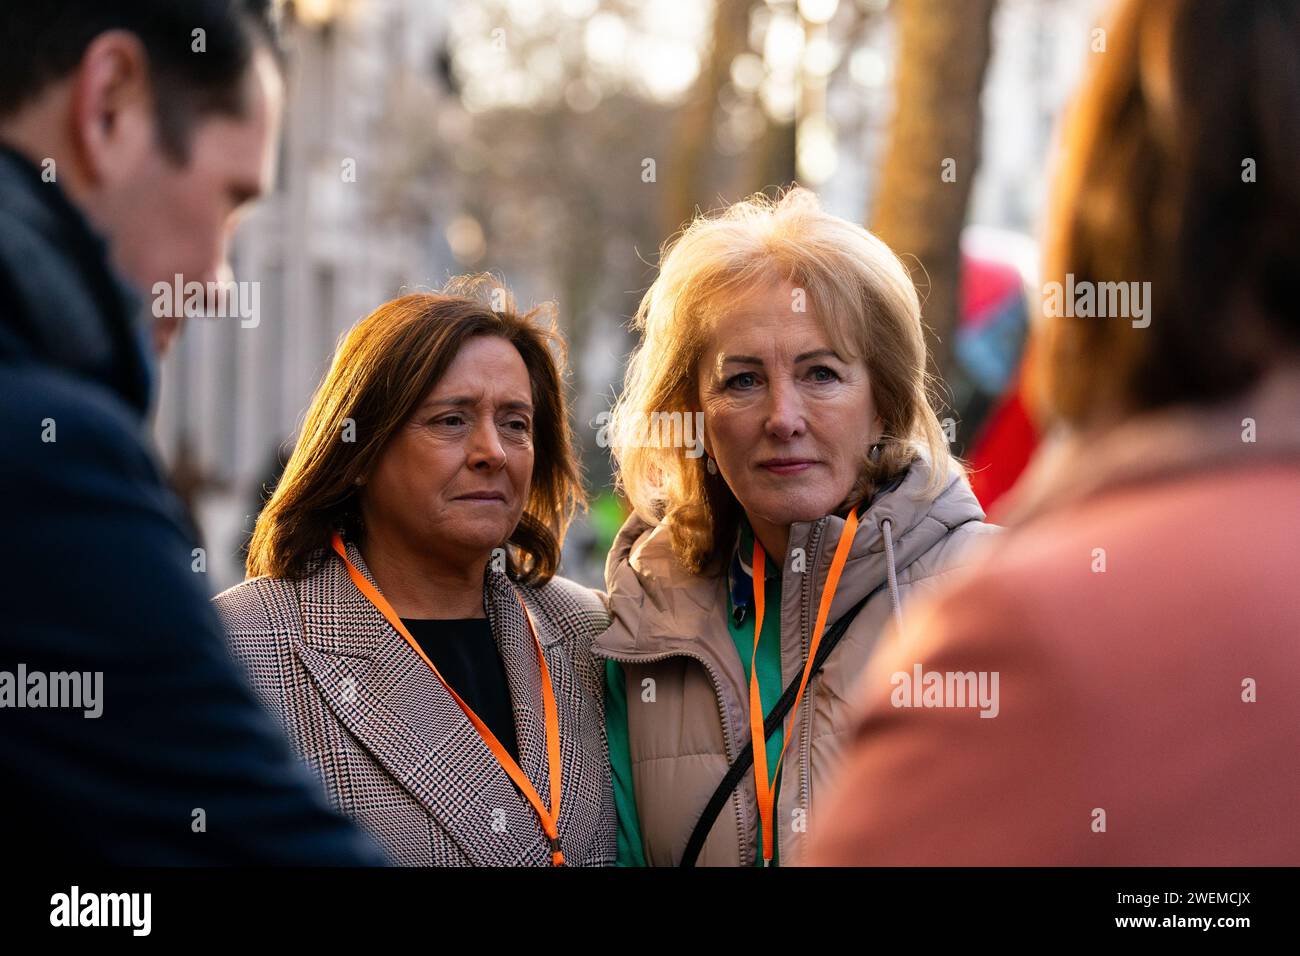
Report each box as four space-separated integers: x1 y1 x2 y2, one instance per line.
805 465 1300 866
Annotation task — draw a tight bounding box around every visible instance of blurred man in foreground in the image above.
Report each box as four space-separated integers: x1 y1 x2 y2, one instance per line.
0 1 384 864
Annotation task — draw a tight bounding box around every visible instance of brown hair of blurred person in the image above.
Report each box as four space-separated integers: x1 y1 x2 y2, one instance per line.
246 274 583 584
1032 0 1300 427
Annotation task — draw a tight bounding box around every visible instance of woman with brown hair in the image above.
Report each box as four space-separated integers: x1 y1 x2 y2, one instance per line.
806 0 1300 865
216 275 615 866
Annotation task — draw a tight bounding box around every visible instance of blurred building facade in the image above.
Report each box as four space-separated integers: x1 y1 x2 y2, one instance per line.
154 0 458 590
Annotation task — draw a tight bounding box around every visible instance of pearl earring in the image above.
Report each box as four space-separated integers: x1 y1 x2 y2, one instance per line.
706 457 718 475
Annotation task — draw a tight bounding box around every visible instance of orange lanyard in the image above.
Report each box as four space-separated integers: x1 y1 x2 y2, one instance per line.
330 533 565 866
748 510 858 866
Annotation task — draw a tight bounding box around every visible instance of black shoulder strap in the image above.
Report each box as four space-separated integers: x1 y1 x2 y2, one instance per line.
678 583 882 867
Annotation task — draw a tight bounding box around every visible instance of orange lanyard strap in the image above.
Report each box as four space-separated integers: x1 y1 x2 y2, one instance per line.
749 509 859 865
330 533 565 865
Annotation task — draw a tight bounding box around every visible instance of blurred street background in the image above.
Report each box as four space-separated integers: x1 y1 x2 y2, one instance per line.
155 0 1105 590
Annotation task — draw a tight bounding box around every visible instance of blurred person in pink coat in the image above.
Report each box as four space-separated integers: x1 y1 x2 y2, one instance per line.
804 0 1300 866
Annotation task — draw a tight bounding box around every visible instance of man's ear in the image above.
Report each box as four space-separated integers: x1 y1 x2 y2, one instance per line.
70 30 157 188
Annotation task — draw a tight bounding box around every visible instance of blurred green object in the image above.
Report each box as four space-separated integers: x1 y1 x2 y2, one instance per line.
590 491 628 553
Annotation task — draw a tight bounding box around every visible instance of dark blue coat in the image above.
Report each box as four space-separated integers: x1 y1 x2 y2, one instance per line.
0 145 385 864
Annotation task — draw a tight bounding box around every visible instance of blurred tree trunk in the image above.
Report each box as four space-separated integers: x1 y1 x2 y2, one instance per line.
663 0 753 238
872 0 997 389
751 118 797 196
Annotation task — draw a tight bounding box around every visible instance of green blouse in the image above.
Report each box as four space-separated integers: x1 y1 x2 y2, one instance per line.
604 519 785 866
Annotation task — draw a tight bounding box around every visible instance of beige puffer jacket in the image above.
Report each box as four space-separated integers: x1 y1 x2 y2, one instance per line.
593 455 998 866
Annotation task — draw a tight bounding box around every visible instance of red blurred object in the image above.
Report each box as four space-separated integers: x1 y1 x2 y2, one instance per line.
961 255 1022 331
966 382 1039 518
955 242 1041 518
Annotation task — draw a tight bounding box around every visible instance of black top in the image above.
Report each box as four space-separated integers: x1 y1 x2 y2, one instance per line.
400 617 521 764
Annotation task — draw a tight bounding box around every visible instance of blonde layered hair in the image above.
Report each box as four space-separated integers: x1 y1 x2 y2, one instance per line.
610 188 951 575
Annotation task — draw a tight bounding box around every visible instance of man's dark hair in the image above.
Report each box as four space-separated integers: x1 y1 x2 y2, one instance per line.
0 1 282 161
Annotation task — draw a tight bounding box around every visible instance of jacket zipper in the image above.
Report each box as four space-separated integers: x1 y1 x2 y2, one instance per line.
596 646 748 864
795 519 825 862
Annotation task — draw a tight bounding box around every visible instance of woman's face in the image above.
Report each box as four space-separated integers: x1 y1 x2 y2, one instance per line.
360 335 535 569
697 279 882 549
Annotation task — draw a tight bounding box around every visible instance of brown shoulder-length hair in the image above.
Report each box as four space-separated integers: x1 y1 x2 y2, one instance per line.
246 274 584 584
1030 0 1300 428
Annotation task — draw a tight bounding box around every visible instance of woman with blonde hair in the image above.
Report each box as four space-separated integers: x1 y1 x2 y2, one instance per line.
217 275 615 866
596 188 997 866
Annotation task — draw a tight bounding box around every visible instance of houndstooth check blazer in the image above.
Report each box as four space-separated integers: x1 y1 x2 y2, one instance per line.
214 539 616 866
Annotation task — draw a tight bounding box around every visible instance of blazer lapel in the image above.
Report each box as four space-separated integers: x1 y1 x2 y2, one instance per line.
292 542 548 866
487 569 595 862
484 570 558 813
